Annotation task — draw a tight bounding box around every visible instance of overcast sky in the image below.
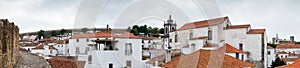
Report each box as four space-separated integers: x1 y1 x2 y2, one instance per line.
1 0 300 42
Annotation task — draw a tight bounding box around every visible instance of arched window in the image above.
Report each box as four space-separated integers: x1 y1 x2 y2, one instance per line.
189 31 193 40
208 27 212 40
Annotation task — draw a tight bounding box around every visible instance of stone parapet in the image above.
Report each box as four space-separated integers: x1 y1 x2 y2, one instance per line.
0 19 19 68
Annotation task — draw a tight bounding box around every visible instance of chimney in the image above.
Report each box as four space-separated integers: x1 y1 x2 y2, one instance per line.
290 36 295 42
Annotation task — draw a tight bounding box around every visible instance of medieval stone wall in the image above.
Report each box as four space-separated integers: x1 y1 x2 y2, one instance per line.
0 19 19 68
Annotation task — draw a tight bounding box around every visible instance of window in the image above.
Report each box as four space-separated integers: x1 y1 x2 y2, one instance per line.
241 55 244 60
267 51 271 55
126 60 131 68
169 39 172 42
191 44 196 51
236 53 239 59
239 43 243 50
189 32 193 39
208 27 212 40
125 43 133 55
75 47 80 54
175 34 178 42
76 39 79 42
86 39 89 42
88 55 92 64
109 63 113 68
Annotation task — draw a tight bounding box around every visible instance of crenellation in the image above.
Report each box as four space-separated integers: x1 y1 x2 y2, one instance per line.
0 19 19 68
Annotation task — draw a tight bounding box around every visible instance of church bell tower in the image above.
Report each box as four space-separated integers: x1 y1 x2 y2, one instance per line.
163 14 177 62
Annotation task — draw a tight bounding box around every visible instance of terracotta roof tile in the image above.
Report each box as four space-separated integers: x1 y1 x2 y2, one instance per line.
279 42 296 45
278 58 300 68
55 40 67 44
114 32 139 38
226 24 250 29
164 48 255 68
282 58 298 62
70 32 112 39
277 51 289 54
247 29 265 34
203 43 218 47
191 36 207 40
276 45 300 49
70 32 139 39
146 50 182 66
48 56 85 68
221 43 244 53
288 53 300 57
140 36 157 40
182 45 190 48
32 45 57 50
178 17 228 31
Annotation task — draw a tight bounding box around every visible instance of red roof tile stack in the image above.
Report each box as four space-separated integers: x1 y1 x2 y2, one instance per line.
277 58 300 68
226 24 250 29
32 45 57 50
247 29 265 34
191 36 208 40
48 56 85 68
70 32 140 39
276 45 300 49
178 17 228 31
164 48 254 68
221 43 245 53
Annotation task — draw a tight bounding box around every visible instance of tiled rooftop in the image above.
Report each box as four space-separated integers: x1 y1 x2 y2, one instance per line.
164 48 254 68
278 58 300 68
226 24 250 29
178 17 228 31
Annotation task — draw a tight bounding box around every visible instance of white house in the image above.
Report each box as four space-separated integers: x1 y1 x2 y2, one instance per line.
31 44 58 59
51 40 69 55
276 43 300 54
69 32 147 68
267 46 276 67
168 16 267 68
19 43 38 51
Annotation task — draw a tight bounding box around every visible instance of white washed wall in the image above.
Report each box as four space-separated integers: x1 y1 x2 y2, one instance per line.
267 48 275 67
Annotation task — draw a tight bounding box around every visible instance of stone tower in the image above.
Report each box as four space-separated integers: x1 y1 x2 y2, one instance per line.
0 19 19 68
163 14 176 62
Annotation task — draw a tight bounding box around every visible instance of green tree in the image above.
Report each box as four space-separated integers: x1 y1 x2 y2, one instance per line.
130 25 139 35
149 27 159 36
81 28 89 33
59 29 66 35
50 31 59 36
37 30 45 39
131 28 139 35
271 56 286 68
139 25 147 33
159 28 164 34
132 25 139 30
